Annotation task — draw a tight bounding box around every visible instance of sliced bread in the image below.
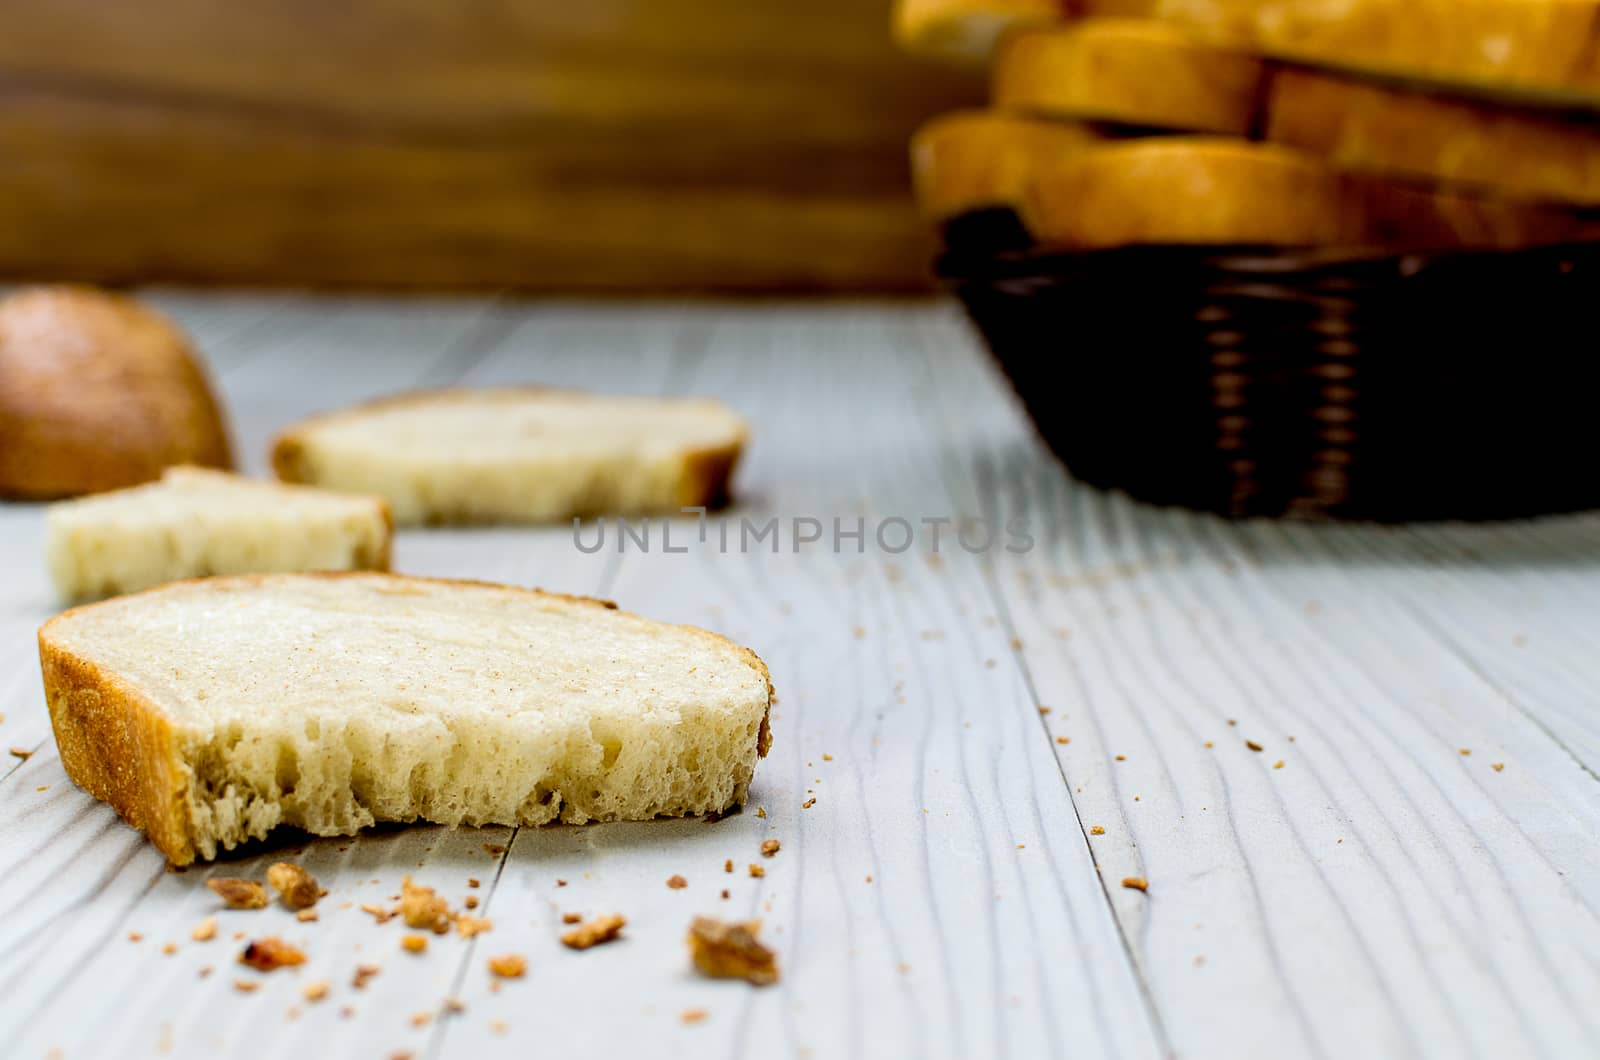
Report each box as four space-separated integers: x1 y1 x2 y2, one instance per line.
1022 139 1600 250
272 388 748 526
39 573 776 865
994 19 1267 135
0 286 233 499
893 0 1063 64
912 109 1107 223
45 467 392 602
1265 67 1600 206
1077 0 1600 105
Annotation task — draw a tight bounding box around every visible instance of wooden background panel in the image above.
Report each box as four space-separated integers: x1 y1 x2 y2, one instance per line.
0 1 980 291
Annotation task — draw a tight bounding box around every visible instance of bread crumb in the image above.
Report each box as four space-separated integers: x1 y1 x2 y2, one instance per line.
443 998 466 1015
561 913 583 924
456 916 493 938
1493 763 1505 772
686 917 779 986
667 875 688 890
128 932 143 943
724 859 734 873
802 798 816 809
352 964 381 990
488 954 528 977
8 747 31 760
303 981 329 1003
207 878 267 910
756 807 767 819
198 966 213 978
267 863 321 910
35 785 47 792
491 1020 508 1035
239 937 307 971
1121 877 1149 893
1090 826 1105 836
399 877 452 934
467 878 480 888
464 895 479 910
1227 719 1237 727
410 1013 432 1028
556 879 567 887
1204 741 1214 748
721 889 730 899
296 908 319 923
561 914 626 950
1038 707 1050 715
162 942 177 955
1115 755 1126 761
233 979 259 994
360 903 396 924
748 864 765 878
402 935 428 954
681 1009 709 1025
483 844 507 856
1245 740 1263 752
1273 760 1285 769
1056 737 1069 745
822 753 833 761
761 839 780 858
1459 749 1472 756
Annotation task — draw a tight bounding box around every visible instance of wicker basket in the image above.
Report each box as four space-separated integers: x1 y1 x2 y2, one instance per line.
940 229 1600 521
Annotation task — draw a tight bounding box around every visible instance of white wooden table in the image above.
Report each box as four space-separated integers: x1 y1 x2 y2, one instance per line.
2 295 1598 1060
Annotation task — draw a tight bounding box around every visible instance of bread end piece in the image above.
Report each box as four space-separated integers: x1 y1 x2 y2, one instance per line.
39 624 197 864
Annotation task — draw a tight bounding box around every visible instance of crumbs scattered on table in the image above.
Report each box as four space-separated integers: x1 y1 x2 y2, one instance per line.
8 747 31 760
556 879 567 887
296 909 319 922
1245 740 1263 752
233 979 260 994
464 896 479 910
1056 737 1070 744
400 876 452 934
483 844 507 856
748 864 765 879
1037 706 1050 715
724 859 734 874
1203 741 1214 749
410 1013 432 1029
1273 760 1285 770
1493 763 1505 772
208 878 268 909
304 981 329 1003
721 889 731 900
761 839 780 858
756 807 767 819
35 785 47 792
240 937 307 971
352 964 381 990
667 875 688 890
402 935 428 954
822 753 833 761
361 903 396 924
467 878 480 889
560 914 626 951
1459 749 1471 756
267 863 322 910
456 915 492 938
687 917 779 986
1114 755 1126 762
681 1009 709 1025
802 798 816 809
491 1020 508 1035
1227 720 1237 727
1090 826 1105 836
561 913 583 924
1121 877 1149 893
162 942 177 956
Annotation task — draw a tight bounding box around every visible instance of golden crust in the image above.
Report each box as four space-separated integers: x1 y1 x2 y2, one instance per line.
38 571 773 866
994 20 1266 135
1267 67 1600 207
0 286 233 499
911 110 1105 222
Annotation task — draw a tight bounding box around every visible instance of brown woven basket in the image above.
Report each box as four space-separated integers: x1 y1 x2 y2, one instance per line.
939 222 1600 521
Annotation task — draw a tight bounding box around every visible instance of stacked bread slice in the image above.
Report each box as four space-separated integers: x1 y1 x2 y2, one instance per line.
901 3 1600 253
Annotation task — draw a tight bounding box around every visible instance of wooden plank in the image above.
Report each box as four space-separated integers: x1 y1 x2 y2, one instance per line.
0 1 980 291
908 304 1600 1057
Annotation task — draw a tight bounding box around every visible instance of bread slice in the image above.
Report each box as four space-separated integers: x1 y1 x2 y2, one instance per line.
1266 67 1600 206
1022 139 1600 250
994 19 1267 135
1077 0 1600 105
912 109 1107 223
45 467 392 602
272 388 748 526
39 573 775 866
893 0 1063 64
0 286 233 499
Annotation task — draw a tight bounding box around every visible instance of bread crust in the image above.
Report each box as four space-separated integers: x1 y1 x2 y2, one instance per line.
994 20 1266 135
0 286 233 499
1267 68 1600 207
271 386 748 521
912 110 1105 222
38 572 773 865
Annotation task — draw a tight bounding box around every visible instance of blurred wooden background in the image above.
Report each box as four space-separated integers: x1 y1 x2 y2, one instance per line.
0 1 980 292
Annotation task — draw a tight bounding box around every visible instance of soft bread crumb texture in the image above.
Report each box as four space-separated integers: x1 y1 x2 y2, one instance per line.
46 467 391 601
271 389 748 526
40 574 774 864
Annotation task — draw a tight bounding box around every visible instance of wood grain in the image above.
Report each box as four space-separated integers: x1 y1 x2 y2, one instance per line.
2 296 1600 1058
0 1 980 291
